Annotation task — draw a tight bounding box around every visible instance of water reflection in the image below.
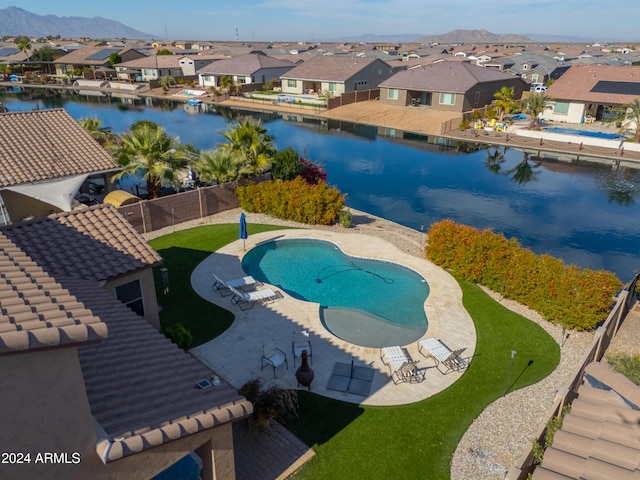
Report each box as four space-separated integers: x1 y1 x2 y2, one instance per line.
2 88 640 280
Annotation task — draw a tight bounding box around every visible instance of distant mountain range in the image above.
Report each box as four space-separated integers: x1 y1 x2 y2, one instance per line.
0 6 153 40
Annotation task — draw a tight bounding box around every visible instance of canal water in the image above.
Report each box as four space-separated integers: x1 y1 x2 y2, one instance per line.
2 89 639 281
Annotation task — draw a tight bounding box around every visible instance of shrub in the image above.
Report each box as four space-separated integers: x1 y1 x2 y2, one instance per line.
339 209 352 228
532 405 571 465
459 120 471 130
162 323 193 350
271 147 303 181
238 378 298 431
236 177 345 225
300 157 327 184
606 352 640 385
425 219 622 331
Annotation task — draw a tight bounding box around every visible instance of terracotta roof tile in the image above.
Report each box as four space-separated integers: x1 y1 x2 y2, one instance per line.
0 204 162 282
0 109 118 187
281 55 382 82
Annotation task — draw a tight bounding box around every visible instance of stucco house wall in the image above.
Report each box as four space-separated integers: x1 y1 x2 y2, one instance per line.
540 100 586 123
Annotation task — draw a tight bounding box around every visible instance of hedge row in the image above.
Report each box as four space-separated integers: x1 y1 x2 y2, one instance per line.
425 219 622 331
236 177 345 225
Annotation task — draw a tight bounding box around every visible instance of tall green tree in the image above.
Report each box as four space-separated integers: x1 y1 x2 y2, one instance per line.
159 75 176 93
492 87 518 122
79 116 117 147
271 146 303 181
111 121 189 198
108 52 122 67
219 75 233 91
526 92 551 127
193 149 242 185
618 98 640 141
16 38 31 74
220 119 275 176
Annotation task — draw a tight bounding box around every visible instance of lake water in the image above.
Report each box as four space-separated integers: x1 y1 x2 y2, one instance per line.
2 89 639 282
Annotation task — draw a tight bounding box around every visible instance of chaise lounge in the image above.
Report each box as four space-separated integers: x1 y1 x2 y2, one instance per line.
211 272 259 296
228 285 282 310
380 346 425 384
418 338 468 374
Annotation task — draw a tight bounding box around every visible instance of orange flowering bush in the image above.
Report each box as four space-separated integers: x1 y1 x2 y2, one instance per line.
236 178 345 225
425 219 622 331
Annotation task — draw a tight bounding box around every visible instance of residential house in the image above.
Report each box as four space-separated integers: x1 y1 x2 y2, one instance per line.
531 362 640 480
0 204 252 480
115 53 226 81
494 53 571 86
52 46 146 79
541 64 640 126
280 55 399 96
0 109 120 224
197 52 297 89
379 61 527 111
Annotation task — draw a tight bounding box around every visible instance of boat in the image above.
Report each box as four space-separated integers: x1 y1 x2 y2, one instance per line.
186 98 203 105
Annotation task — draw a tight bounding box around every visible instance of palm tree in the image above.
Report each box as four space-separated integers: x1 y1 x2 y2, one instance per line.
159 75 176 94
492 87 518 122
111 122 189 198
219 75 233 92
526 93 551 128
192 149 242 185
16 38 31 75
618 98 640 141
78 116 117 147
220 119 275 176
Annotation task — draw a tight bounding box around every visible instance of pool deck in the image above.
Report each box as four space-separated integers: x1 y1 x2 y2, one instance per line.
190 229 476 406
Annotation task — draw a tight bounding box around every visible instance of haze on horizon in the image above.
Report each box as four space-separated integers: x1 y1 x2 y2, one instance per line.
20 1 639 42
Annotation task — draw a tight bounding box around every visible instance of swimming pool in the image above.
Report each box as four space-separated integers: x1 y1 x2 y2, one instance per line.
241 239 429 348
544 127 625 140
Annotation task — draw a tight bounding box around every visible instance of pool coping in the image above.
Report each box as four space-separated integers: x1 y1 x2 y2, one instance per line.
189 229 477 406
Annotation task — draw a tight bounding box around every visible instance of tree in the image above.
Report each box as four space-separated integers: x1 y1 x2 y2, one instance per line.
492 87 518 122
31 45 56 62
271 146 303 180
192 148 242 185
159 75 176 94
16 38 31 74
108 52 122 67
111 121 189 198
78 116 117 147
617 98 640 141
157 49 173 56
219 75 233 92
220 119 275 176
526 92 551 127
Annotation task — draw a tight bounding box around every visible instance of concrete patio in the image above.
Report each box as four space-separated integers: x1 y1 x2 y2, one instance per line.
190 229 476 406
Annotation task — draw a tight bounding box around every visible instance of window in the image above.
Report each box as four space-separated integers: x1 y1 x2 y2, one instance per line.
439 92 455 105
328 83 337 92
474 91 480 104
287 79 297 88
522 64 529 71
554 102 570 114
116 280 144 317
237 76 246 84
388 88 398 100
531 74 539 84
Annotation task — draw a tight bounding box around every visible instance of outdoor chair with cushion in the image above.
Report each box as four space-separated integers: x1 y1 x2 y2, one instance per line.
418 338 469 374
211 272 258 296
228 285 282 310
261 340 288 378
292 330 312 367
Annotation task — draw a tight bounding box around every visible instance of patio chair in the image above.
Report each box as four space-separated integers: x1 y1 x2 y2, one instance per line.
398 360 426 383
211 272 258 296
261 340 288 378
292 330 312 367
418 338 468 374
381 346 417 384
228 285 282 310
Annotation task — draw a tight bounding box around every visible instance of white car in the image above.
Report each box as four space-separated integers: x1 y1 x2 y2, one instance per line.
532 85 547 93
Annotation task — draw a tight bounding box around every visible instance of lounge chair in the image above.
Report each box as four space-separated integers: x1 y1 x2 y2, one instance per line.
381 346 424 384
211 272 258 296
292 330 312 367
228 285 282 310
418 338 468 374
261 340 288 378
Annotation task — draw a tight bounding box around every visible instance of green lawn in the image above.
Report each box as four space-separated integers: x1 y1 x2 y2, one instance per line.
149 223 560 480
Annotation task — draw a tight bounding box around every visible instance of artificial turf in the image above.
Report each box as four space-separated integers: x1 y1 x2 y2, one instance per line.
149 224 560 480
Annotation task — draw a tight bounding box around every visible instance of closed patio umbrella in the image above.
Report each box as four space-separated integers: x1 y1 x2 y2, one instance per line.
239 212 248 251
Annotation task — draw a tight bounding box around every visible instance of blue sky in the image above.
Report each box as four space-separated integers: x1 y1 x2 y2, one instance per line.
19 1 639 42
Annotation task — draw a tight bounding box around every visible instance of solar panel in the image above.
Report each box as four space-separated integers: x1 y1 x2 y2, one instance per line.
85 48 121 61
590 80 640 96
0 47 19 56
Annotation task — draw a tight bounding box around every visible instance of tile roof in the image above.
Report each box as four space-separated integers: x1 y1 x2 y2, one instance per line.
380 61 523 92
69 278 251 461
0 109 118 187
0 204 162 283
533 362 640 480
197 53 297 75
281 55 382 82
546 64 640 105
52 46 138 66
0 234 108 354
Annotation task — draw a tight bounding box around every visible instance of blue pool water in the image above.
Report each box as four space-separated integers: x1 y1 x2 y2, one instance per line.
241 239 429 347
545 127 625 140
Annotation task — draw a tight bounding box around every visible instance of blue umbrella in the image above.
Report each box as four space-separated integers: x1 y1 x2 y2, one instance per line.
239 212 248 251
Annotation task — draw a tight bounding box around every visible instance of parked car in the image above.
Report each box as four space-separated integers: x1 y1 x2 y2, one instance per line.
531 84 547 93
